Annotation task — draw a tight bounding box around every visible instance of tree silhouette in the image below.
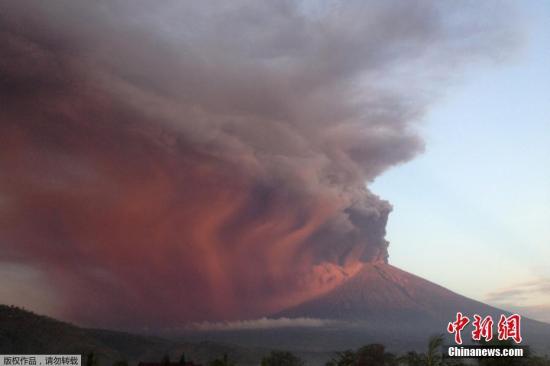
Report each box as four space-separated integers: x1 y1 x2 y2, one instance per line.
86 352 98 366
426 334 444 366
526 355 550 366
398 351 426 366
356 344 394 366
326 350 356 366
261 351 304 366
443 358 469 366
209 354 234 366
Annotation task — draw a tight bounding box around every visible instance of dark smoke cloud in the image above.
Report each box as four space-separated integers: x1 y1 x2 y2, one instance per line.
0 0 516 328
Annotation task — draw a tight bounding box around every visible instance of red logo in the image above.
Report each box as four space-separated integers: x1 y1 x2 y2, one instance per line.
447 312 470 344
447 313 522 344
498 314 522 343
472 314 494 341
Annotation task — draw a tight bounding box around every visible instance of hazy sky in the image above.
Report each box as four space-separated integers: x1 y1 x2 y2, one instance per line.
372 1 550 322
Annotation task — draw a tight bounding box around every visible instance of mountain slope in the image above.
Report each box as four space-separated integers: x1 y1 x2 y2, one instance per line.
178 264 549 353
274 263 550 349
278 263 499 325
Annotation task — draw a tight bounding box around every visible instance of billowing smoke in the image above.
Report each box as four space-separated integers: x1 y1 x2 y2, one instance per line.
0 0 515 328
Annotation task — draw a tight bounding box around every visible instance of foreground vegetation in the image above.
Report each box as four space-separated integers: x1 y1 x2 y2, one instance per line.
322 336 550 366
3 306 549 366
97 335 550 366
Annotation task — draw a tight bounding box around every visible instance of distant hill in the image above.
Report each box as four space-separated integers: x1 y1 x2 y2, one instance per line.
0 305 272 366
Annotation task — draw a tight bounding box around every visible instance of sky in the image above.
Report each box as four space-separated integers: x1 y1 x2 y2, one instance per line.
371 0 550 322
0 0 547 329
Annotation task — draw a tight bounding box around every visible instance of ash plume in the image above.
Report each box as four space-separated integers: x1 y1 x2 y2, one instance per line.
0 0 516 328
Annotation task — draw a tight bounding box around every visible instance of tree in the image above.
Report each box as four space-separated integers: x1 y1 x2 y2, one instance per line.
161 355 171 366
356 344 390 366
398 351 426 366
326 350 356 366
426 334 444 366
261 351 304 366
86 352 98 366
209 354 234 366
526 355 550 366
179 353 187 365
442 358 468 366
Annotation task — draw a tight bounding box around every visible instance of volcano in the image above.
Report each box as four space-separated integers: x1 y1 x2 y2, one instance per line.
278 262 501 325
186 263 550 353
271 263 550 351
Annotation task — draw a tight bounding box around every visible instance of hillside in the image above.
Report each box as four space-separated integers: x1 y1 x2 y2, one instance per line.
0 305 270 366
